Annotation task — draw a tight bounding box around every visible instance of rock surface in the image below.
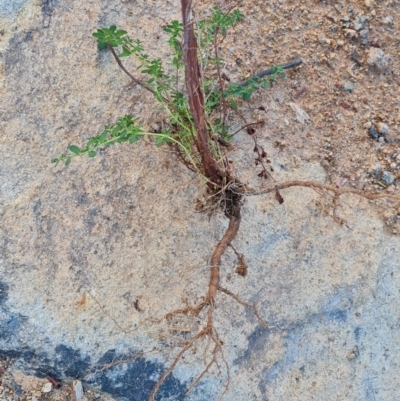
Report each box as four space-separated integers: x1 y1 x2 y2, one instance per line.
1 1 400 401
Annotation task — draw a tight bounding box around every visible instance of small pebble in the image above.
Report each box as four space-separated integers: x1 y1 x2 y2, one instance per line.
359 28 369 45
367 47 390 70
376 122 389 135
41 382 52 393
354 15 368 31
73 380 84 401
365 0 372 8
344 29 357 39
381 171 395 185
383 16 394 25
368 125 379 139
343 81 356 92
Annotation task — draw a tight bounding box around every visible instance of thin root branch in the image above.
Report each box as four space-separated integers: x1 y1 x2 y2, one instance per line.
147 329 207 401
218 286 269 330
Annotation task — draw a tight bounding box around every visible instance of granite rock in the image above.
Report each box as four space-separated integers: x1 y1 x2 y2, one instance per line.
1 1 400 401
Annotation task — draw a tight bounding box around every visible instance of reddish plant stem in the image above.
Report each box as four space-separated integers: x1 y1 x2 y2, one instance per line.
181 0 227 186
107 45 157 97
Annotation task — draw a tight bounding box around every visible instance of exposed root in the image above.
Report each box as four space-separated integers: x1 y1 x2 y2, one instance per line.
84 349 161 379
147 330 207 401
147 187 242 400
237 179 400 202
185 344 218 396
218 286 269 330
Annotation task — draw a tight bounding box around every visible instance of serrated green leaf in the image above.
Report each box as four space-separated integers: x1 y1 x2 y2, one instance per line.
69 145 81 154
88 150 97 157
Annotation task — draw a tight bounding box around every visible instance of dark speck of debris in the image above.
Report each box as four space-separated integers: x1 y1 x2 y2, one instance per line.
235 58 243 66
133 300 142 312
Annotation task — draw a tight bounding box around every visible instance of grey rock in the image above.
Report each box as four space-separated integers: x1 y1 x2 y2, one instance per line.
383 16 394 25
367 47 391 70
354 15 368 31
376 122 389 135
73 380 84 401
368 125 380 140
41 382 52 393
381 171 395 185
343 81 356 93
359 28 369 45
0 0 28 18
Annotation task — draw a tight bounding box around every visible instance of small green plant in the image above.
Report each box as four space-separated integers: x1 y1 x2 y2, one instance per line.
52 6 283 173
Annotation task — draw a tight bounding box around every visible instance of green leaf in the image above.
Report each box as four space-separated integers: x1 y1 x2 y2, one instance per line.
242 90 253 101
229 99 238 111
65 157 71 166
88 150 97 157
155 135 172 147
116 29 127 36
69 145 81 154
97 42 108 51
99 131 108 143
87 137 99 147
129 134 141 143
111 126 121 137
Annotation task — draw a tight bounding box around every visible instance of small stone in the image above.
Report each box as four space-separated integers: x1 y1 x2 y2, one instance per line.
390 162 397 169
370 37 381 48
368 125 379 140
363 121 372 129
359 29 369 45
354 15 368 31
381 171 395 185
344 29 357 39
365 0 373 8
367 47 390 70
383 16 394 25
376 122 389 135
343 81 356 92
41 383 52 393
73 380 84 401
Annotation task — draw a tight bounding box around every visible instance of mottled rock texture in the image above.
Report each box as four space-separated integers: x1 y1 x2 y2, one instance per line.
1 1 400 401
